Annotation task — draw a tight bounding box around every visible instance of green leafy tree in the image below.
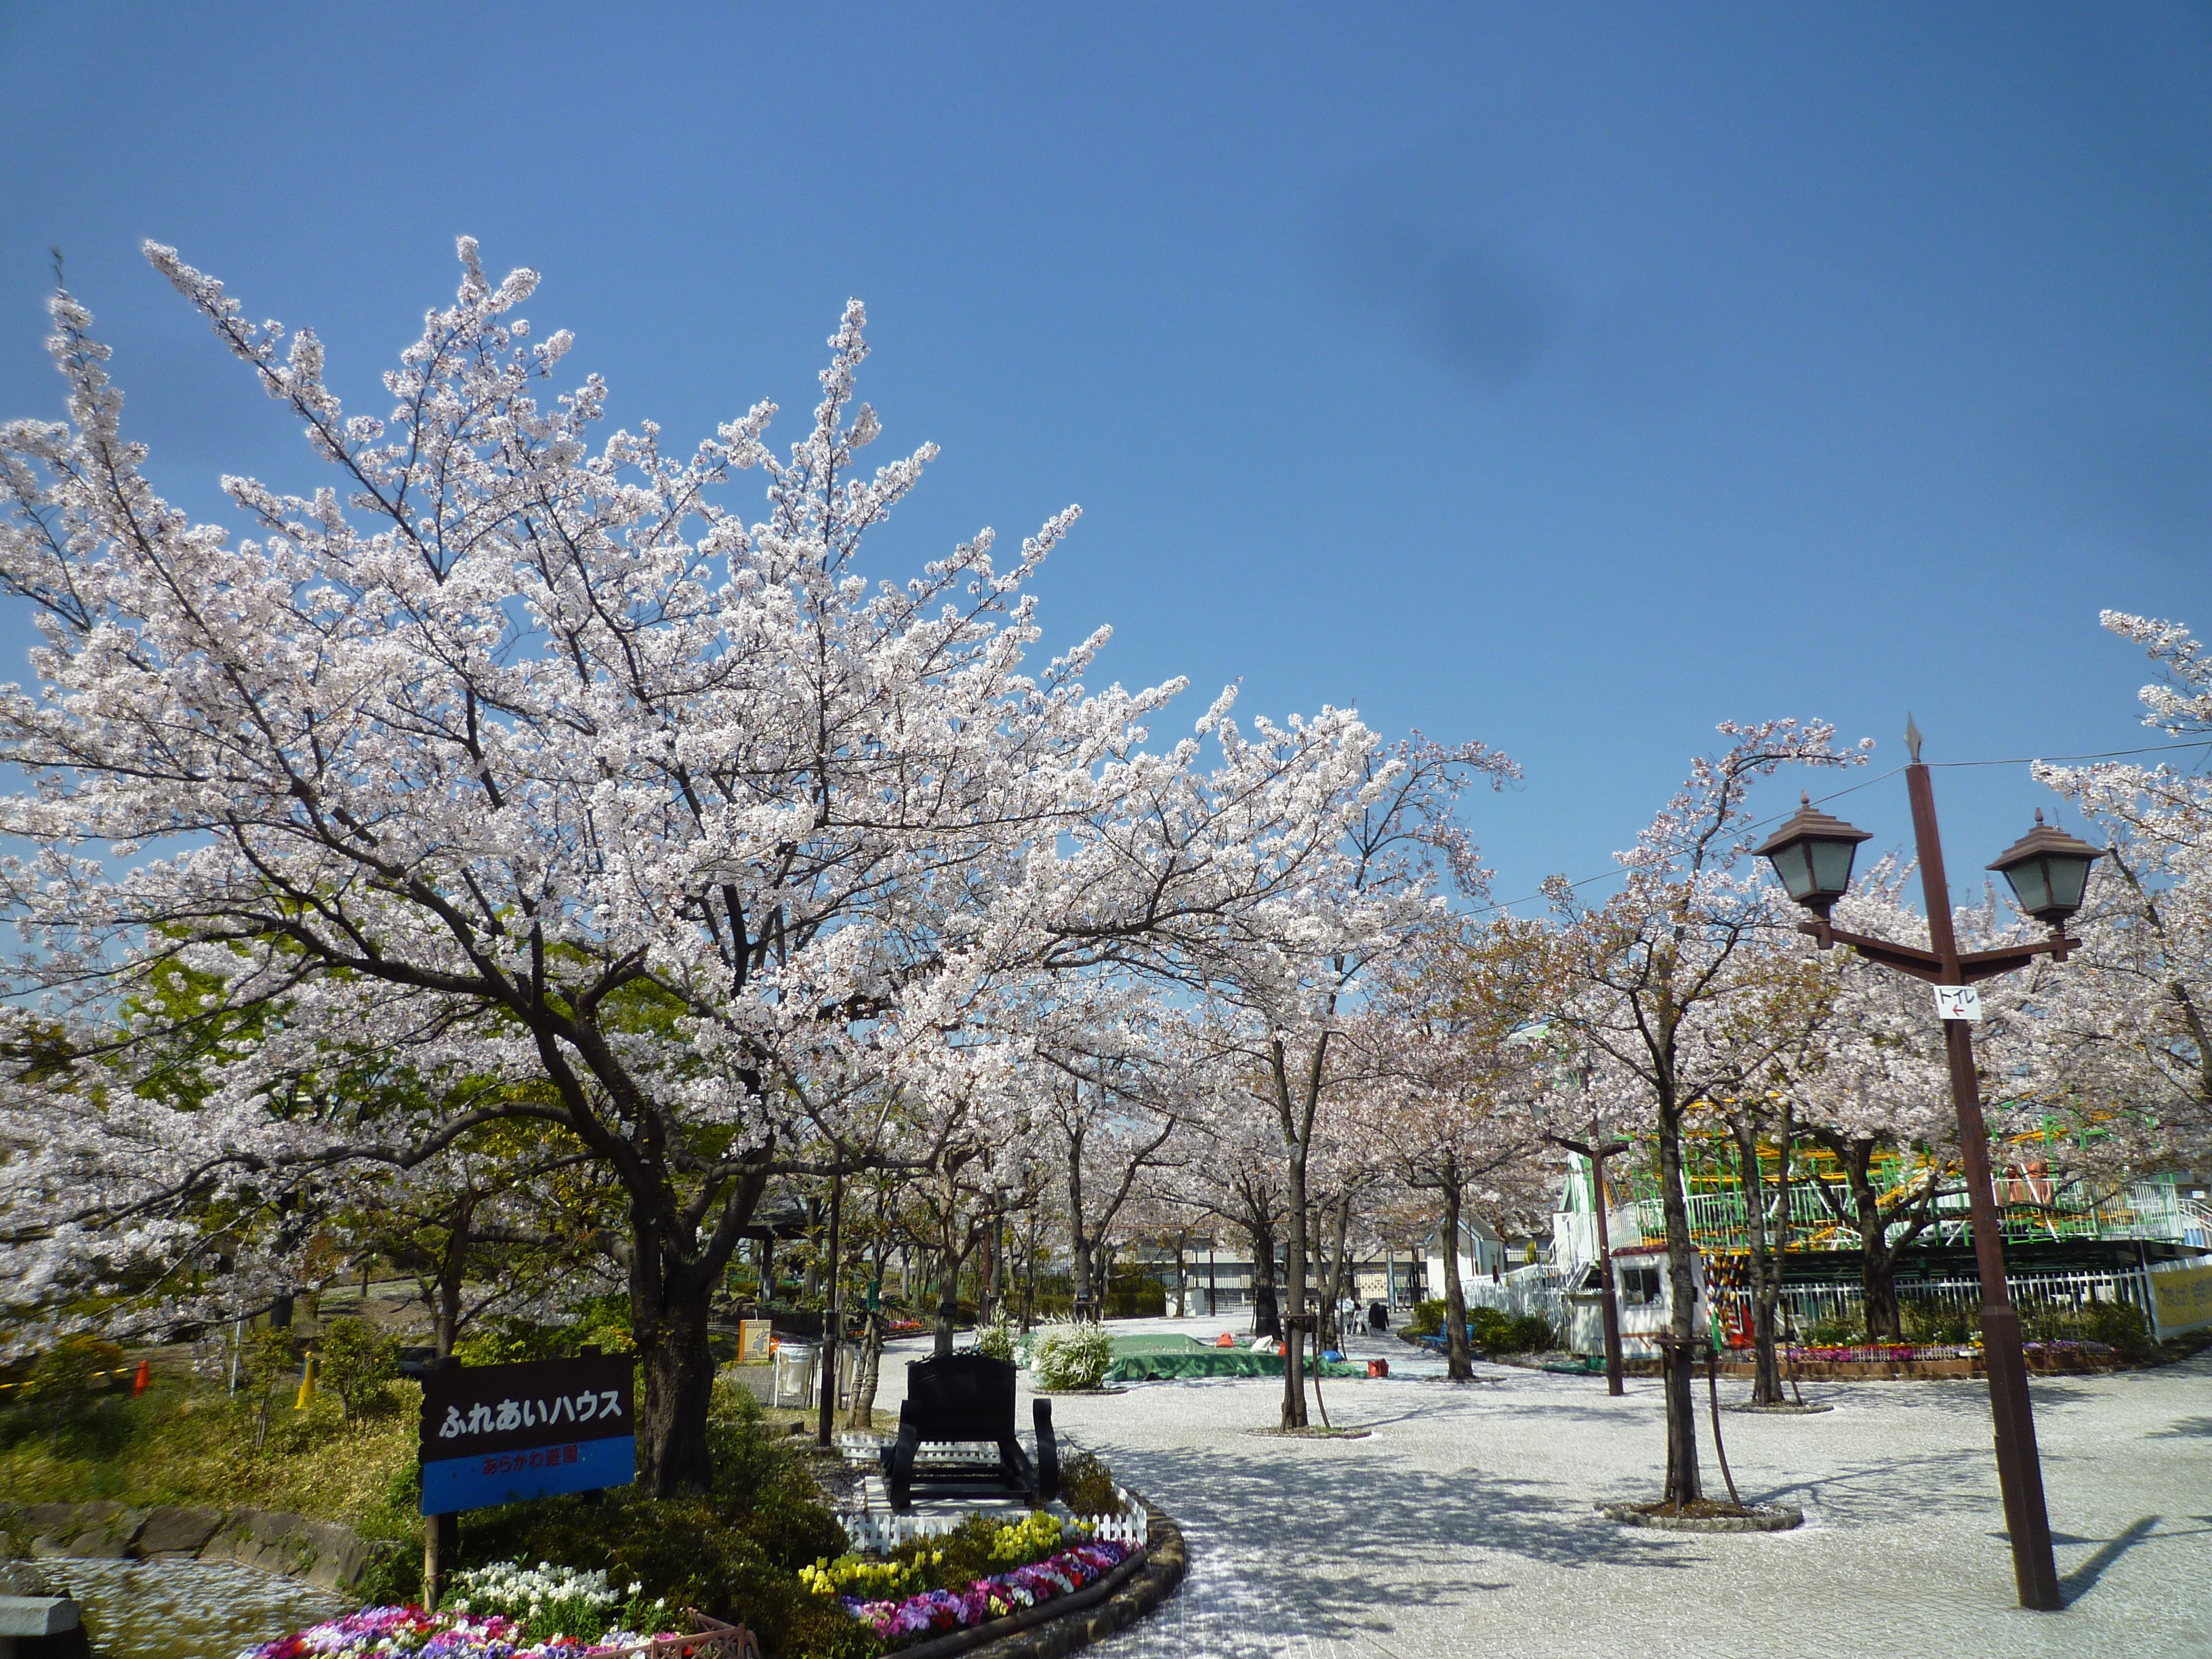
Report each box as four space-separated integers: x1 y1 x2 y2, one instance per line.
316 1317 397 1421
25 1333 125 1449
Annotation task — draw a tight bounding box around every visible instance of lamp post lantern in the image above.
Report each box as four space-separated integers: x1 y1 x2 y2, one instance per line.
1755 719 2097 1614
1988 811 2103 928
1753 794 1872 920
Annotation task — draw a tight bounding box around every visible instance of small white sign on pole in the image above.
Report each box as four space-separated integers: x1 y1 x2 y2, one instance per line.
1933 985 1982 1021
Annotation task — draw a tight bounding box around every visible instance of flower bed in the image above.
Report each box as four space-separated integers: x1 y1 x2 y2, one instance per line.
1786 1343 1971 1364
838 1537 1134 1647
239 1603 681 1659
239 1561 696 1659
1784 1339 2116 1366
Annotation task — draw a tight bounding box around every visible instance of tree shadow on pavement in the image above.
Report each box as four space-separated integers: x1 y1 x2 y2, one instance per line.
2148 1415 2212 1438
1749 1442 1995 1526
1087 1432 1704 1651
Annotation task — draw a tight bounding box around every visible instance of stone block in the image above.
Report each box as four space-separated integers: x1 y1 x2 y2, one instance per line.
198 1509 378 1591
0 1597 78 1638
133 1506 224 1558
14 1507 143 1561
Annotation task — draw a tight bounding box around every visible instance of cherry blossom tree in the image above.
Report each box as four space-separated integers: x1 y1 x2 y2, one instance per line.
1543 720 1868 1507
1167 737 1516 1427
0 242 1388 1491
1345 920 1553 1380
2033 611 2212 1172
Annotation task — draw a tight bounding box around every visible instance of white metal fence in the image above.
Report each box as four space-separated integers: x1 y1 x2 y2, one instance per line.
1465 1258 2175 1348
1736 1264 2163 1340
1620 1179 2209 1254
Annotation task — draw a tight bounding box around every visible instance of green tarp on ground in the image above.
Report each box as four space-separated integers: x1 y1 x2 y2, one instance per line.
1101 1333 1369 1383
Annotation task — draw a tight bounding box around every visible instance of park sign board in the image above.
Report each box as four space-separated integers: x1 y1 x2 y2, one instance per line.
418 1353 636 1515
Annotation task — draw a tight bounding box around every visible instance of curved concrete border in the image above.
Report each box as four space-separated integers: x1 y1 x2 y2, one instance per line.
1722 1403 1836 1415
887 1496 1187 1659
0 1502 394 1593
1597 1502 1803 1534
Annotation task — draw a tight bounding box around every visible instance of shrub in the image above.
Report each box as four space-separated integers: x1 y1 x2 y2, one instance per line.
317 1319 398 1422
22 1334 125 1448
1405 1299 1446 1338
2084 1298 2154 1361
972 1319 1017 1364
1030 1320 1113 1391
1801 1314 1861 1348
1466 1307 1513 1352
1103 1270 1166 1319
1503 1313 1557 1354
1900 1300 1975 1346
1054 1450 1122 1518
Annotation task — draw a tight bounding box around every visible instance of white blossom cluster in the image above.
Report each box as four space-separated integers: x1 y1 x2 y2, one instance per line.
0 239 1407 1423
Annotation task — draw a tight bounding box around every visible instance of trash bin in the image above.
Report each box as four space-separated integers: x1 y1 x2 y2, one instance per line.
773 1343 815 1409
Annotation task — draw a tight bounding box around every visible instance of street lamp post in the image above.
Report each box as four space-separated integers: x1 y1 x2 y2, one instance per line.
1755 720 2100 1613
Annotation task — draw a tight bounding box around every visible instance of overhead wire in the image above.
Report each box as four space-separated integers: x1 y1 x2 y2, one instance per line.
1465 735 2212 920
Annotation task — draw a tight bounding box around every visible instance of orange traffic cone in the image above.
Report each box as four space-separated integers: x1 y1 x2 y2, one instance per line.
131 1360 150 1396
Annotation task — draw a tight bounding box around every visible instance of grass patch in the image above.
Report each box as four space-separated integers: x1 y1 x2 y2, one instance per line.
0 1372 422 1544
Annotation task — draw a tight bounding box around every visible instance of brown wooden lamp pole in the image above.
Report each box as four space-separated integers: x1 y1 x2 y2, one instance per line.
1755 719 2100 1614
1551 1122 1631 1396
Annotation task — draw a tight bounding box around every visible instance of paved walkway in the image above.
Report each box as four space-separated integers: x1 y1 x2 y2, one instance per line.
876 1319 2212 1659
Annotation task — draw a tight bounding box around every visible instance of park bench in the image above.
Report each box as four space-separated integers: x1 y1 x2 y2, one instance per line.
882 1353 1059 1513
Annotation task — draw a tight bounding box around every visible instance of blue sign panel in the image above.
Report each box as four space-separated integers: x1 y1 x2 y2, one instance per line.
422 1431 636 1515
418 1353 638 1515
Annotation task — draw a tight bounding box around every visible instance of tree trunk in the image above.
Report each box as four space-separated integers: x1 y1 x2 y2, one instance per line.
1067 1132 1091 1317
1439 1158 1473 1381
435 1271 464 1360
817 1164 843 1448
1321 1196 1350 1349
1245 1218 1279 1338
1654 1088 1702 1506
630 1231 718 1498
935 1247 961 1358
800 1195 823 1304
980 1221 1000 1324
626 1167 766 1496
1021 1210 1040 1332
1861 1237 1901 1342
848 1310 885 1430
430 1195 477 1359
1765 1107 1797 1394
1281 1149 1310 1429
1731 1118 1783 1406
1834 1135 1911 1343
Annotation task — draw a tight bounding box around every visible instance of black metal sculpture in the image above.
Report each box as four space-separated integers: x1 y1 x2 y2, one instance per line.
882 1353 1059 1513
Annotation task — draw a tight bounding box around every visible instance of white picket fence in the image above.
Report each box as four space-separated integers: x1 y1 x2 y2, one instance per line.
836 1477 1147 1554
1458 1264 1568 1330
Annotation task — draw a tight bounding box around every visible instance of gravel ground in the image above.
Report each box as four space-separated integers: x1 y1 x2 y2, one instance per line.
873 1317 2212 1659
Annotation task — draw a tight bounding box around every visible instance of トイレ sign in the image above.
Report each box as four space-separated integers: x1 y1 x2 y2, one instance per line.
1933 985 1982 1021
419 1353 636 1516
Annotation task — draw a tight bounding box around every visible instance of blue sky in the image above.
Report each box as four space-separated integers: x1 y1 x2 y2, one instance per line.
3 3 2208 909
